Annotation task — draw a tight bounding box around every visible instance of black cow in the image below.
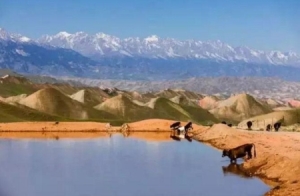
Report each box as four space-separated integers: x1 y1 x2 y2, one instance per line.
266 124 271 131
222 143 256 163
273 122 281 132
170 121 181 136
247 121 252 130
170 121 181 130
228 124 232 127
221 121 227 125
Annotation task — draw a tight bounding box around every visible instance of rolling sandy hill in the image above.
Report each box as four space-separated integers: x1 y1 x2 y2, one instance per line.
147 97 218 125
0 94 27 105
18 88 116 120
169 95 199 107
238 109 300 130
70 89 110 106
94 94 156 121
198 95 219 110
273 106 293 111
266 98 282 108
118 90 153 103
288 99 300 108
209 93 272 123
0 100 63 122
154 89 203 100
255 98 281 110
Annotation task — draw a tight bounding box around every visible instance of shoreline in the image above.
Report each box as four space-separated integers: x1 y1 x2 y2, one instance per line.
0 120 299 195
193 123 300 196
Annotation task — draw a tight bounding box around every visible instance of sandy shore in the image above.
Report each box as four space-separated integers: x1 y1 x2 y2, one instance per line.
0 122 114 139
193 124 300 196
0 119 201 139
0 120 299 195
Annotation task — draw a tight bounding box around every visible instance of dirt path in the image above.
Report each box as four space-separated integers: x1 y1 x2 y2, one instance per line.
193 124 300 196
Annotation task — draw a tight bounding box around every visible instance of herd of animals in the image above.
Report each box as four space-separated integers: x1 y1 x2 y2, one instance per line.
169 121 257 177
221 120 282 132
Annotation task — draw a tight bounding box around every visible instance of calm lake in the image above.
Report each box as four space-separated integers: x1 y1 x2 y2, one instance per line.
0 134 269 196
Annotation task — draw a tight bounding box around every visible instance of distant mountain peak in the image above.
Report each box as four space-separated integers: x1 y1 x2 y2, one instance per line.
0 28 32 43
56 31 72 38
37 31 300 67
144 35 159 42
2 28 300 82
0 28 11 40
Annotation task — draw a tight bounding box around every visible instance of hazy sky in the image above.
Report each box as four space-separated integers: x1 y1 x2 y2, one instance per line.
0 0 299 52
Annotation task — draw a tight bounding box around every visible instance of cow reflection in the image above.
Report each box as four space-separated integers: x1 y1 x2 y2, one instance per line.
222 163 253 179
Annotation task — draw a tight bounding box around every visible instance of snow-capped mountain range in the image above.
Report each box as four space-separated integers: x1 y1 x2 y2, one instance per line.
0 28 100 77
1 27 300 81
38 31 300 66
0 28 32 43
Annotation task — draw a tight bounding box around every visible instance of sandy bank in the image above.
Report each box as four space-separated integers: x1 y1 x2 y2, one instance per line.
127 119 204 132
0 119 203 139
0 122 115 139
193 124 300 196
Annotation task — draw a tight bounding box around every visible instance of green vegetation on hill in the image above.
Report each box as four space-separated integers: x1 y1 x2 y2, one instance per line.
0 83 37 98
0 101 64 122
0 72 289 125
150 97 218 125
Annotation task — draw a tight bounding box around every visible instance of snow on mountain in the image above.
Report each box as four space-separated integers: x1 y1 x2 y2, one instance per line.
0 28 101 78
0 28 32 43
38 31 300 67
2 27 300 81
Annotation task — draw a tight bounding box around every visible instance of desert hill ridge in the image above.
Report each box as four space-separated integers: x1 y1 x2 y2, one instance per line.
94 94 156 121
208 93 273 123
18 87 116 120
1 71 300 126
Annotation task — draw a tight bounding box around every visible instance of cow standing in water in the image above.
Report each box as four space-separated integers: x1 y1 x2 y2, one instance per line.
169 121 193 142
222 143 256 163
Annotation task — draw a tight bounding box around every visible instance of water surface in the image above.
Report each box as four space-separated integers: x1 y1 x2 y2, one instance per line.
0 134 269 196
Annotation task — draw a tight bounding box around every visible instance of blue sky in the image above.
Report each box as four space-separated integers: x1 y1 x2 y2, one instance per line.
0 0 300 52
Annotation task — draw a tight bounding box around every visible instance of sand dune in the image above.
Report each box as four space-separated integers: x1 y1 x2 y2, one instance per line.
209 93 272 123
0 94 27 104
155 89 203 100
70 89 107 106
94 94 156 121
19 88 116 120
147 97 218 124
198 95 219 110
